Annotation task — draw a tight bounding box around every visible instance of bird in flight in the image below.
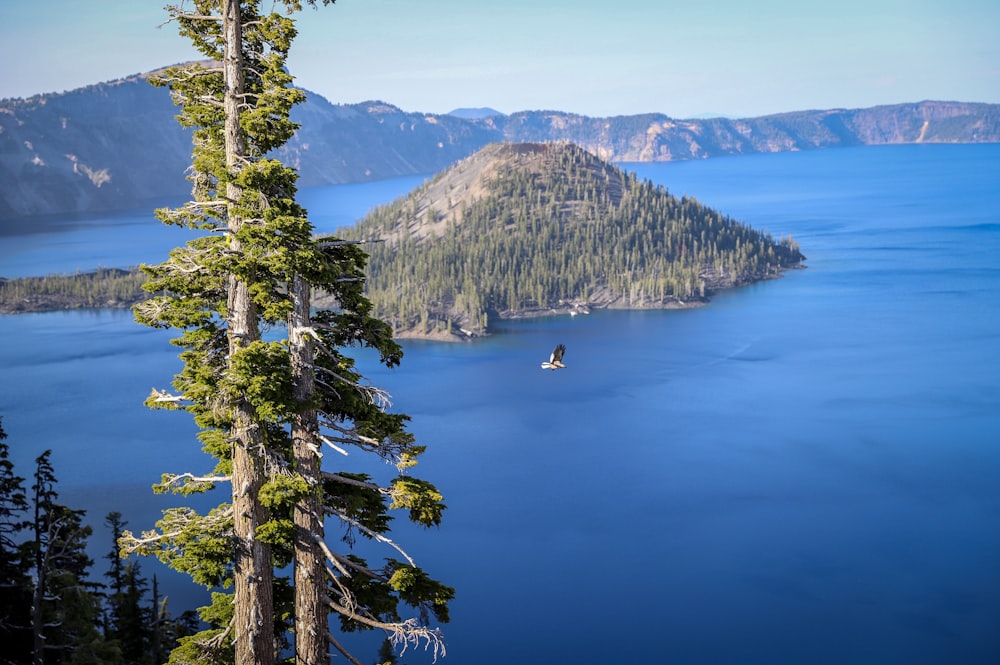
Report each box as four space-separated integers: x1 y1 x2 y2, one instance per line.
541 343 567 370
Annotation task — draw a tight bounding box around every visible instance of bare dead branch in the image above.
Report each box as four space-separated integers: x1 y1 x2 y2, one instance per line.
326 551 384 584
263 445 294 478
317 419 386 457
150 388 185 404
321 472 387 493
322 598 446 662
164 5 224 22
314 364 393 409
313 376 342 400
158 471 231 489
179 199 228 209
325 506 416 567
119 528 185 555
318 435 349 456
203 617 235 653
326 632 365 665
316 538 352 581
194 95 225 108
318 431 380 449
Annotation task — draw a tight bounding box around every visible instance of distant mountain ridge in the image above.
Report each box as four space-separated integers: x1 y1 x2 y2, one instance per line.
2 66 998 220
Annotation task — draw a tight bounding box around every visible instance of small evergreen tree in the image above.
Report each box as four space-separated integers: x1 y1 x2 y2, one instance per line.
148 576 198 665
103 513 153 665
0 417 33 665
28 451 115 665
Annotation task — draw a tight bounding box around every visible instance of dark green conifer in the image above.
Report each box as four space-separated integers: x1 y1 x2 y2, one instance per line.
0 418 33 664
29 451 115 665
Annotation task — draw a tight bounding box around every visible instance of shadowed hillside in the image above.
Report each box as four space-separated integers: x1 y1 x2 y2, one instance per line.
2 65 998 221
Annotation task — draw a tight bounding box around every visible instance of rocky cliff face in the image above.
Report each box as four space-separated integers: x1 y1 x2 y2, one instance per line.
2 67 997 221
490 101 1000 162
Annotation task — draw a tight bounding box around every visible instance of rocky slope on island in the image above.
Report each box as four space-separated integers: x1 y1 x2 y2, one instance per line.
2 64 998 220
328 142 805 339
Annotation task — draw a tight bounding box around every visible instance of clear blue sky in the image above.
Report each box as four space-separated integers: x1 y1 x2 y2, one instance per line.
2 0 998 118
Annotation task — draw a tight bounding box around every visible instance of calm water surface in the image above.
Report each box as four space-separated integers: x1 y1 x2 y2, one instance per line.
1 145 998 664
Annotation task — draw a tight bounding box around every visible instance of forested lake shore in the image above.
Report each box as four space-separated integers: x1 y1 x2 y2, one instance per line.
2 142 809 337
0 264 805 337
0 268 147 313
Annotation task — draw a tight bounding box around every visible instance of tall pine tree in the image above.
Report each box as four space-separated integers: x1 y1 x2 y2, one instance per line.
121 3 451 664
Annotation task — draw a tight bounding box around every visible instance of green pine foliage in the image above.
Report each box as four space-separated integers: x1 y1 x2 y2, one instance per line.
119 3 451 664
339 142 805 336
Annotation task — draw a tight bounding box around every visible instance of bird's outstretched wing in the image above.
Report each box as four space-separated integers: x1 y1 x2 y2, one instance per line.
541 343 567 369
552 344 565 364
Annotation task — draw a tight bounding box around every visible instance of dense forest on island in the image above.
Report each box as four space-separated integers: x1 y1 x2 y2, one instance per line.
0 268 147 313
333 142 804 338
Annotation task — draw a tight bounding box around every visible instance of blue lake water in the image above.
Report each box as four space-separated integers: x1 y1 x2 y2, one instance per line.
1 144 999 664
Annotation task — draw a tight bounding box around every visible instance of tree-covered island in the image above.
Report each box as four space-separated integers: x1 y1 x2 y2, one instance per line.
329 141 805 339
1 141 805 334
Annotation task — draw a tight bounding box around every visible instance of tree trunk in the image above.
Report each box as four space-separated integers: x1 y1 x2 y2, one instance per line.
230 397 274 665
290 274 328 665
151 576 162 665
222 2 275 664
31 472 44 665
31 566 43 665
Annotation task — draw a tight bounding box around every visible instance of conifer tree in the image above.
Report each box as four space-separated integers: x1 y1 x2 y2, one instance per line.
104 513 153 665
0 418 33 664
121 3 451 664
29 451 115 665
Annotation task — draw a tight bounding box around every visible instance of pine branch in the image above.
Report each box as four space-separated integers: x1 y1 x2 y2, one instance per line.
157 471 231 490
320 471 387 493
324 506 416 567
149 388 185 404
321 597 446 663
